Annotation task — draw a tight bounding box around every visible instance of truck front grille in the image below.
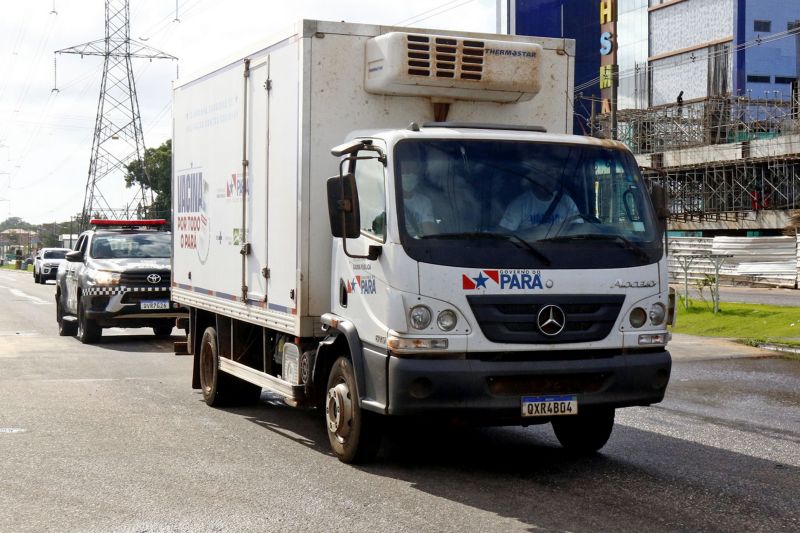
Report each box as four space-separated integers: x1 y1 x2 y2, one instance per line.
406 34 485 81
466 294 624 344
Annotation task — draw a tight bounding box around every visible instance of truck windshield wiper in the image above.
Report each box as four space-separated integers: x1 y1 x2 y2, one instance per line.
540 234 651 262
419 231 551 265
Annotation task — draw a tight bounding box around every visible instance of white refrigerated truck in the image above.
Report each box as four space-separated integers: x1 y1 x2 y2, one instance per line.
172 20 673 463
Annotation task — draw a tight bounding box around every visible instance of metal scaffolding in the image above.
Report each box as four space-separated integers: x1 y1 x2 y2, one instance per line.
590 95 800 222
56 0 175 226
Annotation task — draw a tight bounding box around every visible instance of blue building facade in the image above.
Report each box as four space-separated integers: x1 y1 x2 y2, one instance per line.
513 0 601 133
736 0 799 100
514 0 800 117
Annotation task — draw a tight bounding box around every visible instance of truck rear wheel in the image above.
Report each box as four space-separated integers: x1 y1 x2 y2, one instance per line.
325 356 381 463
199 326 261 407
77 301 101 344
551 407 615 453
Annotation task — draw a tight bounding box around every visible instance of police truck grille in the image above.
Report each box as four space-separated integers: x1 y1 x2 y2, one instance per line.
119 270 171 286
466 294 624 344
406 34 484 81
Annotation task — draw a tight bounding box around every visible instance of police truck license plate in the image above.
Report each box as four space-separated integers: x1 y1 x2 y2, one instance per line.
140 300 170 310
521 395 578 417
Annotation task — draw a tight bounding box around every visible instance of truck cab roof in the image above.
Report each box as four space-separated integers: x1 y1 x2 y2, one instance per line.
346 124 629 152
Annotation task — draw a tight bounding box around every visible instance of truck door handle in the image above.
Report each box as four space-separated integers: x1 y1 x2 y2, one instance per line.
338 278 348 308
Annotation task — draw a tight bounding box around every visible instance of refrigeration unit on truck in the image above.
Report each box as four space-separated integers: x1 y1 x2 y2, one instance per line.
172 20 674 463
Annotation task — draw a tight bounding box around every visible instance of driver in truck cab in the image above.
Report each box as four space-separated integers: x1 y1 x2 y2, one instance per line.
498 164 581 231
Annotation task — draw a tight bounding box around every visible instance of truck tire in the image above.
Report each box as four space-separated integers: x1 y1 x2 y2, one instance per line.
199 326 261 407
551 407 615 454
76 301 101 344
56 292 77 336
325 356 382 463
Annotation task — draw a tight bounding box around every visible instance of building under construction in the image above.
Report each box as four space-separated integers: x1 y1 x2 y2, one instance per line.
596 94 800 235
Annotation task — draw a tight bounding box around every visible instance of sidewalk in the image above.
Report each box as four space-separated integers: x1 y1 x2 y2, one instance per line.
668 333 778 361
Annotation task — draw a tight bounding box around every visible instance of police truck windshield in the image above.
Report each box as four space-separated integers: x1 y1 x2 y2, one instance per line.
90 233 171 259
394 139 662 269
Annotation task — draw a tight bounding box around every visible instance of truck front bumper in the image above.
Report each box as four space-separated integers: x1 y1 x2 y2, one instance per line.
385 349 671 418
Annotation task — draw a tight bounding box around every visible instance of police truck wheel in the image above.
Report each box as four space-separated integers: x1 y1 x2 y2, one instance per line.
56 293 77 336
325 356 382 463
199 326 261 407
76 301 101 344
551 407 615 453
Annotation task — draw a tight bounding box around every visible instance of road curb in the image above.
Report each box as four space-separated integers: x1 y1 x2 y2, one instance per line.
754 343 800 355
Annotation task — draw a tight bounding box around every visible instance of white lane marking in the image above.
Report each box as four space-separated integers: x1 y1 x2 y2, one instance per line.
0 285 51 305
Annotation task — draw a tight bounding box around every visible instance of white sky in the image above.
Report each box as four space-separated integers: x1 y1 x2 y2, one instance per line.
0 0 504 224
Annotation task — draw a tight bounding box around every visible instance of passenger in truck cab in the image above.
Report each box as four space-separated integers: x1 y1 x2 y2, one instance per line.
400 156 437 236
498 167 580 232
423 147 480 234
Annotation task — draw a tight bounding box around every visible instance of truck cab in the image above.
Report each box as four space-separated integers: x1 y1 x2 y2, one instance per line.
324 124 672 456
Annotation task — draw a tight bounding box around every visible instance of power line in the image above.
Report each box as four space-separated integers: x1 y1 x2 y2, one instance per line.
393 0 477 27
56 0 177 223
575 26 800 94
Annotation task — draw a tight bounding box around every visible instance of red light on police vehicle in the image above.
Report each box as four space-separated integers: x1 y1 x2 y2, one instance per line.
90 219 167 227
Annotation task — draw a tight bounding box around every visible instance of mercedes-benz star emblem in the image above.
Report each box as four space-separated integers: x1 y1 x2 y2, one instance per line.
537 304 566 336
147 273 162 284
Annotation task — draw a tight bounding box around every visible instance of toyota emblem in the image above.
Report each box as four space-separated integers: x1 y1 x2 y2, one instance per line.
147 273 162 284
537 304 566 336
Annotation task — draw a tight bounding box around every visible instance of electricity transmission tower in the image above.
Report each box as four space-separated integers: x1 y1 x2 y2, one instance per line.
56 0 176 226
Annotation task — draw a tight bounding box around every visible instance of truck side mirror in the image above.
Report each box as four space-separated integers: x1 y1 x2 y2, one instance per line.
66 250 84 262
326 173 361 239
649 184 669 235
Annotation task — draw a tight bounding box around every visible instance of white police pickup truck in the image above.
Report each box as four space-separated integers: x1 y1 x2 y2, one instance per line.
55 219 187 343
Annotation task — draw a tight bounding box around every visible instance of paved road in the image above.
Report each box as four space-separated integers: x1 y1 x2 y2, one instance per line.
1 270 798 532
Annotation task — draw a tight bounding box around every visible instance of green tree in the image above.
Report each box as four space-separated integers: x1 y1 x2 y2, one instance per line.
0 217 34 232
124 139 172 221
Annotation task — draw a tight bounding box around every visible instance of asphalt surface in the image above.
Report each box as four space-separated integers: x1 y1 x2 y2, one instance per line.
1 269 798 532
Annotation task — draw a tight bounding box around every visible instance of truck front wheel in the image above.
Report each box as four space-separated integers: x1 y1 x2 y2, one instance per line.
325 356 381 463
551 407 615 453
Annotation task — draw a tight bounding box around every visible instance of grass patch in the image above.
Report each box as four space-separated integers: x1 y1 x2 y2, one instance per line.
0 263 32 271
672 299 800 343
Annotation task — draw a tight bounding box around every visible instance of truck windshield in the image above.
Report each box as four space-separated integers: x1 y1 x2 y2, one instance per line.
90 233 171 259
394 139 662 269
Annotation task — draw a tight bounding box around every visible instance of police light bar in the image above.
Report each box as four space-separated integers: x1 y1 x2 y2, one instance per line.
90 219 167 227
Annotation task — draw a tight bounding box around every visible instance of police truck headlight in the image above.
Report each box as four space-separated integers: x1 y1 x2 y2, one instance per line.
91 270 121 286
649 303 667 326
437 309 458 331
409 305 432 330
629 307 647 328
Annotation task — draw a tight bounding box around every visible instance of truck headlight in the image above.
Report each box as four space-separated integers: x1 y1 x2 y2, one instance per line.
629 307 647 328
91 270 121 285
436 309 458 331
409 305 432 330
649 303 667 325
